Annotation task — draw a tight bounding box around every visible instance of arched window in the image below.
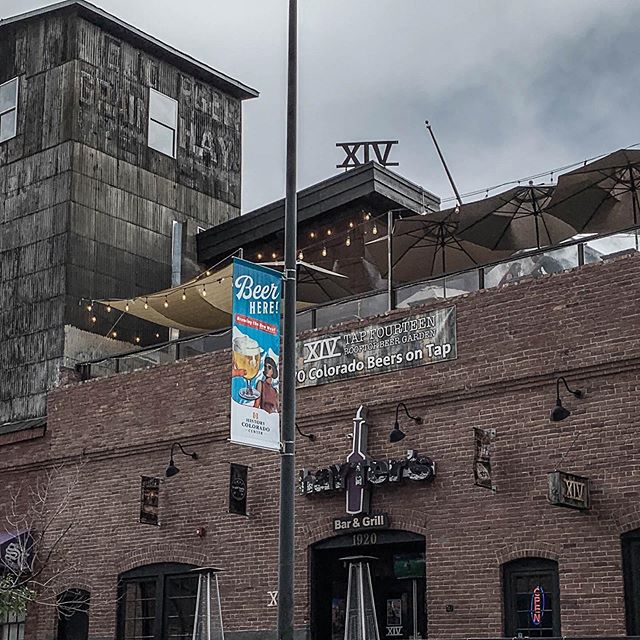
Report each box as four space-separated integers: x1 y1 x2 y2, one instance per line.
622 529 640 634
57 588 90 640
503 557 560 637
116 563 198 640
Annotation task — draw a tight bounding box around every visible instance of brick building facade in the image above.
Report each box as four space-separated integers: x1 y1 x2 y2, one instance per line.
2 249 640 639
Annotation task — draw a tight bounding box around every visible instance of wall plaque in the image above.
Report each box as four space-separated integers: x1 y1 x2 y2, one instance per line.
296 307 456 388
140 476 160 525
229 463 248 516
547 470 590 510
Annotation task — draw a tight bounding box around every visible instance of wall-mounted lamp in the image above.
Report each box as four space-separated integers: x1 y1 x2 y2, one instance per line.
389 402 423 442
296 422 315 441
165 442 198 477
550 377 584 422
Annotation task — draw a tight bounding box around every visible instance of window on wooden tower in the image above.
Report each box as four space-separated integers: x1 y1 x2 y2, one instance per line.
148 88 178 158
0 77 18 143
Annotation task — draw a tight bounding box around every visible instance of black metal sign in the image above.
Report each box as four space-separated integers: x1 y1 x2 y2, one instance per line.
336 140 399 169
229 463 249 516
140 476 160 526
296 307 456 388
547 470 590 510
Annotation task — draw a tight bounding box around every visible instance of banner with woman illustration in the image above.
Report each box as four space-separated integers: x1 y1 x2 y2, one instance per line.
230 258 282 451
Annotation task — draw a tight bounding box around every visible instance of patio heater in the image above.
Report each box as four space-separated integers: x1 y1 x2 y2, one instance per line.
191 567 225 640
341 556 380 640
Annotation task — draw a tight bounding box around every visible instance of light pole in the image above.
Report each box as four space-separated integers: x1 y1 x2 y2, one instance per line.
278 0 297 639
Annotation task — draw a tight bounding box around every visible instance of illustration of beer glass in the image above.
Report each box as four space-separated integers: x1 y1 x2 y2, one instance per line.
233 335 261 400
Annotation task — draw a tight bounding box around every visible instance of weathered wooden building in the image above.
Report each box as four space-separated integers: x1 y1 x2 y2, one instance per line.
0 1 258 427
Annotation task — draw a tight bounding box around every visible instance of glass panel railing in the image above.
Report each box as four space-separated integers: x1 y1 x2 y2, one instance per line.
396 278 445 308
179 332 231 358
583 230 638 264
315 292 387 328
444 270 480 298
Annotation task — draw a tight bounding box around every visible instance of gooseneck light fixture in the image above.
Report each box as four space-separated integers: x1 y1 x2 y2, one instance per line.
550 376 584 422
165 442 198 478
389 402 423 442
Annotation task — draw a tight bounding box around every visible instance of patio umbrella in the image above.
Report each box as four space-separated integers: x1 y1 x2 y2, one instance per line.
456 183 576 250
260 260 353 304
364 209 511 284
546 149 640 233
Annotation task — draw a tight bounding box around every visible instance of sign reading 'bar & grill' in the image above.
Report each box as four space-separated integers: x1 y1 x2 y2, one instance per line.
295 307 456 388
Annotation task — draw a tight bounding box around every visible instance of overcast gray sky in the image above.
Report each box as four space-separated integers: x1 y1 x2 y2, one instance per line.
3 0 640 212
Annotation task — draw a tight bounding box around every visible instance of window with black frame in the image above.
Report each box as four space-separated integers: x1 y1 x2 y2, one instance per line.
117 563 198 640
503 557 560 637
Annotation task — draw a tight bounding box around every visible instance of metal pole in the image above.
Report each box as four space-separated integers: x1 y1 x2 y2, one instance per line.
387 210 393 311
425 121 463 206
278 0 297 639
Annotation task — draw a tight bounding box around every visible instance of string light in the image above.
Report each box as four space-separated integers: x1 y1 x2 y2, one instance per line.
363 212 371 221
345 236 351 247
111 331 117 338
91 316 97 323
106 305 112 313
182 289 186 301
164 297 169 308
257 252 263 260
309 231 316 239
155 332 160 338
201 285 207 297
349 221 355 229
144 298 148 310
125 301 129 312
135 336 141 344
322 246 327 257
297 250 304 260
326 229 332 236
86 304 92 312
271 252 277 259
206 270 211 276
372 224 378 235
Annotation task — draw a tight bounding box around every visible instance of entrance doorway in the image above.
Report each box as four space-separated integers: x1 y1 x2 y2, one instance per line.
310 530 426 640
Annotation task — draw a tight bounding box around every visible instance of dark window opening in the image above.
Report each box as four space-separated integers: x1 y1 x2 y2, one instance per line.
503 557 560 637
622 529 640 634
116 563 198 640
57 588 90 640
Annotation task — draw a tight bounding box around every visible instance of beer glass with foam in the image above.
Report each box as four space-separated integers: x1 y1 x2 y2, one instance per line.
233 335 261 400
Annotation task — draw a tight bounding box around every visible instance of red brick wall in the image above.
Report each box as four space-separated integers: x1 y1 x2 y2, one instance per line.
2 252 640 639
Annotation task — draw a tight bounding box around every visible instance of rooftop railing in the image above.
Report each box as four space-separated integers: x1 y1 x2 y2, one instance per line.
76 227 639 381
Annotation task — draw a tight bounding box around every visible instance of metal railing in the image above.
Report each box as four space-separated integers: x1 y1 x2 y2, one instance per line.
76 227 639 381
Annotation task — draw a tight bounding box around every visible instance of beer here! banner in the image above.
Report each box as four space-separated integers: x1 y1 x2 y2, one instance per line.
230 258 282 451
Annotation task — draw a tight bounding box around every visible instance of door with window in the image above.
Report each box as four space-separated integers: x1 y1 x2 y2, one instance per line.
117 563 198 640
503 558 560 637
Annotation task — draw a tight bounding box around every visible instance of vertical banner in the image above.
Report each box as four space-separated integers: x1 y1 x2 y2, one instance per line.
230 258 282 451
140 476 160 525
473 428 495 490
229 463 249 515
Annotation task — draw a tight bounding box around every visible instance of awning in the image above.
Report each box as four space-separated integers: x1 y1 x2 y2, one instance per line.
97 261 351 333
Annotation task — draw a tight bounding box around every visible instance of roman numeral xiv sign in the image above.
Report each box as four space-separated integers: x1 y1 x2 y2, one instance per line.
547 470 590 510
336 140 399 169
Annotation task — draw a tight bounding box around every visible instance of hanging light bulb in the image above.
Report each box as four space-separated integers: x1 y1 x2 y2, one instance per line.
257 252 263 260
125 301 130 312
182 289 186 301
206 270 211 276
86 304 92 312
345 236 351 247
155 332 160 339
321 246 327 257
297 250 304 260
111 331 118 338
309 231 316 239
364 212 371 221
326 229 332 236
271 252 277 259
91 315 97 323
135 336 141 344
349 221 355 229
106 305 112 313
202 285 207 297
372 223 378 235
144 298 148 310
164 297 169 308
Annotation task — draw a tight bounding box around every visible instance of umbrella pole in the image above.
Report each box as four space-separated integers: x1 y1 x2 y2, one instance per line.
387 210 394 311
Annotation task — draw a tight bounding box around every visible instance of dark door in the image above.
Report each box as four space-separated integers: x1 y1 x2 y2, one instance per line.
310 530 426 640
503 558 560 637
57 589 89 640
622 529 640 634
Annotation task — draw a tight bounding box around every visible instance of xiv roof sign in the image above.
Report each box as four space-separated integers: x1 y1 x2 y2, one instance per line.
296 307 456 388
